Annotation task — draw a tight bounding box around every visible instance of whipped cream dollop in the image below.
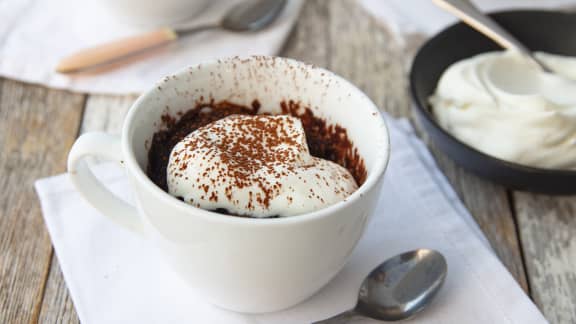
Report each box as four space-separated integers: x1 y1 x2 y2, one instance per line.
167 115 358 217
430 51 576 170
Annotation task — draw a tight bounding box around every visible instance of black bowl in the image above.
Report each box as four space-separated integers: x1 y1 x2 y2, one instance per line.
410 10 576 194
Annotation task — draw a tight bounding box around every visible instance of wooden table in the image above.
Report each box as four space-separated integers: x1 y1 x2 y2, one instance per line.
1 1 575 323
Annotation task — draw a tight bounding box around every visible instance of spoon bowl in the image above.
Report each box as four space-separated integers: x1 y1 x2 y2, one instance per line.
316 249 447 323
356 249 447 321
221 0 287 32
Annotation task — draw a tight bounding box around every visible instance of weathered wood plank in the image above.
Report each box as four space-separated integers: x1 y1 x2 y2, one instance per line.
37 95 134 324
326 0 530 292
79 95 135 135
327 0 413 118
0 79 85 323
281 0 330 66
429 147 529 292
514 193 576 324
373 9 528 288
34 0 532 321
403 47 529 292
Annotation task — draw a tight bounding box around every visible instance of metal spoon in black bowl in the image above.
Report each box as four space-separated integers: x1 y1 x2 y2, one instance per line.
433 0 552 72
314 249 447 323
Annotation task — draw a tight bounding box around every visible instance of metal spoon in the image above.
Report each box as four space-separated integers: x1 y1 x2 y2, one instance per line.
56 0 287 73
432 0 552 72
314 249 447 323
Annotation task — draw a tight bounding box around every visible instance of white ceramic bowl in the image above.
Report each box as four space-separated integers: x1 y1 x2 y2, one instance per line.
99 0 212 27
68 56 390 313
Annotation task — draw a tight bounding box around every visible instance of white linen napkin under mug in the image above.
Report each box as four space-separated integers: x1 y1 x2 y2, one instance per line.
35 116 547 324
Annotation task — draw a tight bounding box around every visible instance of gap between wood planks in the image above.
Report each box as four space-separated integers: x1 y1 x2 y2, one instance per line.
32 93 88 324
505 189 533 297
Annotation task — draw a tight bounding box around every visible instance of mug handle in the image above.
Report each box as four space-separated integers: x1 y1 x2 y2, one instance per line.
67 132 143 234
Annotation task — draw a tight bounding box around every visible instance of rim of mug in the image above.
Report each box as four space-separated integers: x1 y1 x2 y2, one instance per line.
122 55 390 226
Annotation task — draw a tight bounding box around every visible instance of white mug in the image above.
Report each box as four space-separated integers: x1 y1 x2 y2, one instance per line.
67 56 390 313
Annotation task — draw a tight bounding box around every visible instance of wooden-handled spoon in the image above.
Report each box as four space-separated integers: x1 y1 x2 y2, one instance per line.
56 0 286 73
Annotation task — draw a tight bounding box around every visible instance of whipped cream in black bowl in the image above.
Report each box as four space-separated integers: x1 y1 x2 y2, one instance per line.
410 10 576 194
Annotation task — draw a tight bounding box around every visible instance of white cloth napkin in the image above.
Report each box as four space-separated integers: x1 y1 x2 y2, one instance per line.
0 0 303 94
360 0 576 38
35 116 548 324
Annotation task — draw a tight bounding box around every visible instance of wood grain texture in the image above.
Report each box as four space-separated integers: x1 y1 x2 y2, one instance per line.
281 0 330 66
24 0 539 321
37 95 134 324
0 79 85 323
79 95 135 135
327 0 413 118
37 262 79 324
428 147 529 292
354 0 529 291
514 193 576 324
327 0 530 292
385 14 528 289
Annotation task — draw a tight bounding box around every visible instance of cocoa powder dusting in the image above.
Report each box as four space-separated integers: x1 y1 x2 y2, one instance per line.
147 99 367 216
147 100 260 191
169 115 306 211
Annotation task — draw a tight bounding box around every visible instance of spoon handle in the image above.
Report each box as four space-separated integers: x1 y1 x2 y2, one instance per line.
55 28 178 74
312 309 365 324
55 25 219 74
432 0 532 54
